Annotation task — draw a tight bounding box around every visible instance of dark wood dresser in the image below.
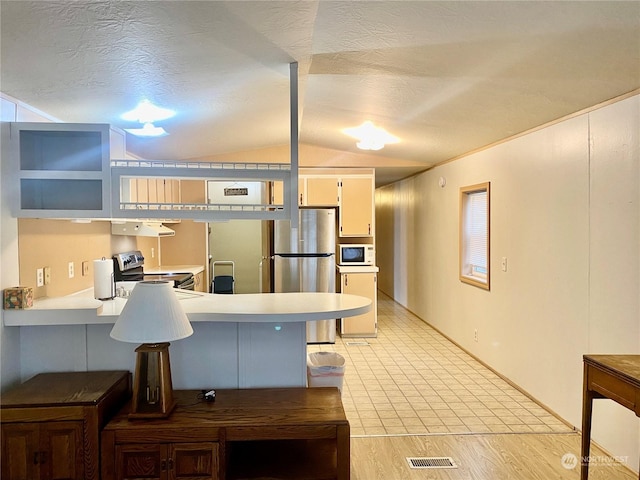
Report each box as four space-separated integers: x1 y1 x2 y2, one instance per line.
1 370 131 480
101 387 350 480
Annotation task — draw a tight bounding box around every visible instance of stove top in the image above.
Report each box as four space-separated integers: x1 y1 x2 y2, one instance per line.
113 251 195 289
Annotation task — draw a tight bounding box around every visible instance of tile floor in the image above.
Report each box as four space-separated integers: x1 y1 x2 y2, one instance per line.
309 292 573 437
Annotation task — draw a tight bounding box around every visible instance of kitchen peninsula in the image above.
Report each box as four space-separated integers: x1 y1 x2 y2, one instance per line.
5 289 371 389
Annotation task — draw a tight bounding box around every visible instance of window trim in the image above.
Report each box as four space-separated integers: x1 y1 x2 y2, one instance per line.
459 182 490 290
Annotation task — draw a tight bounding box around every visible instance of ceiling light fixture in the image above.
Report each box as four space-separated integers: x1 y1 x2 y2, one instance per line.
342 121 400 151
125 122 169 137
121 99 176 124
122 100 175 137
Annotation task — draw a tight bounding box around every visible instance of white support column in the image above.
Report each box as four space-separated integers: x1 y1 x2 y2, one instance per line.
289 62 299 228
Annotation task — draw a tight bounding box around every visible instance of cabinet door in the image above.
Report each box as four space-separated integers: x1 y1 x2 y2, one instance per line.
298 177 305 206
339 177 374 237
165 179 180 204
194 272 205 292
341 273 377 336
306 177 339 206
116 444 166 480
134 178 150 204
170 443 218 480
271 181 284 205
1 423 39 480
40 422 84 480
128 179 180 206
1 422 83 480
149 179 163 204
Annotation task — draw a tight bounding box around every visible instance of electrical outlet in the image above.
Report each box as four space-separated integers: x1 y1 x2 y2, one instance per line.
44 267 51 285
501 257 508 272
68 262 75 279
82 261 89 276
474 329 478 342
36 268 44 287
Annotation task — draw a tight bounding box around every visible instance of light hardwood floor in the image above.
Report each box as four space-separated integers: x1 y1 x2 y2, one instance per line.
330 293 636 479
351 432 636 479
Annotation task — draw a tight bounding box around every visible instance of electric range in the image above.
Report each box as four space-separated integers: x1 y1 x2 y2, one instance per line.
113 251 195 290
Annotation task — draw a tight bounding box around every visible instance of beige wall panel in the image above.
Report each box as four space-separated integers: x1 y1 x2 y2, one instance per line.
375 95 640 472
18 219 112 298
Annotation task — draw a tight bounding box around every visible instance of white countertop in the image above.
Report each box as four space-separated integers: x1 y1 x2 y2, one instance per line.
3 287 371 327
143 264 205 275
336 265 379 273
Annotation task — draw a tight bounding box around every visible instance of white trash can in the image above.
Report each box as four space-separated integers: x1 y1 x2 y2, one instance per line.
307 352 345 393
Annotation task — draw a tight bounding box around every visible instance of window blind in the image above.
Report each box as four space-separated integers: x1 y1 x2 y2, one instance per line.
465 191 487 271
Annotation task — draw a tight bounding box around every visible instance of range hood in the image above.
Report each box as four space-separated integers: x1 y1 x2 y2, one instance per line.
111 221 175 237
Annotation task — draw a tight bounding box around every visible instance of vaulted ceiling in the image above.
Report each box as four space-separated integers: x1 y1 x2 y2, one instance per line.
2 1 639 186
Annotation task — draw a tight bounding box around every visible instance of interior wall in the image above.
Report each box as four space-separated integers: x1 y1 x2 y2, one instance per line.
18 219 113 298
375 95 640 472
159 180 209 285
208 182 265 294
1 95 59 391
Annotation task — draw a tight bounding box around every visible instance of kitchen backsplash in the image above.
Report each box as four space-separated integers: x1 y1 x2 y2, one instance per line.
17 219 160 299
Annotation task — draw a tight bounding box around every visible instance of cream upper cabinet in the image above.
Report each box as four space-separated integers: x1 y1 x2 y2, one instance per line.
128 178 180 205
159 178 180 204
339 176 374 237
304 177 339 206
298 177 305 206
339 271 377 337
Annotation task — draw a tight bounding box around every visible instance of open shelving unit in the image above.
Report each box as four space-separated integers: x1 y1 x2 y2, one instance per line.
7 63 301 225
8 122 112 218
110 159 293 221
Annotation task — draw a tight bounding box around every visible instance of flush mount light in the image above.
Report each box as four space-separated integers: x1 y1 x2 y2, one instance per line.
122 100 175 137
342 121 400 151
121 99 176 124
125 122 169 137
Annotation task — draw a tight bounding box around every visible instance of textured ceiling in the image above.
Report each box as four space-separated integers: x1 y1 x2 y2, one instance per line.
2 1 639 186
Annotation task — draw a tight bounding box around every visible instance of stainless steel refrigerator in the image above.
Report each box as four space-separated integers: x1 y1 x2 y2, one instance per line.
274 208 336 343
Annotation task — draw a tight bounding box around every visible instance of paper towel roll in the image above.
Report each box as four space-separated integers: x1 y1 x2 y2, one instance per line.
94 258 115 300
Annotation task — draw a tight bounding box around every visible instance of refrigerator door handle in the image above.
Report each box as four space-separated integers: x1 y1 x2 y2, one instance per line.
274 253 333 258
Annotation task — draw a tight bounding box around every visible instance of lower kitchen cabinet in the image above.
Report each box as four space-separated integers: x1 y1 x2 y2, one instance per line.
339 268 378 337
195 271 205 292
0 371 131 480
115 442 218 480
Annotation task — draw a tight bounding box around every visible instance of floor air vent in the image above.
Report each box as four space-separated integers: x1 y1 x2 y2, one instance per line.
346 341 370 346
406 457 457 469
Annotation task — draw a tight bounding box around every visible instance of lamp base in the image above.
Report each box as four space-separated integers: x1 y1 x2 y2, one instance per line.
129 343 176 420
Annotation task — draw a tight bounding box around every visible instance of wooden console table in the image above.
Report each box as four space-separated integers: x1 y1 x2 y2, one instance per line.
101 387 350 480
581 354 640 480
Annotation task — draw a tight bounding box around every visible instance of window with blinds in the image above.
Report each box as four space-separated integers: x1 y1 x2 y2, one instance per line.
460 182 490 290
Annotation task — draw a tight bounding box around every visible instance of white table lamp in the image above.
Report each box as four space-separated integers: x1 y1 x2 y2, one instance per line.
111 281 193 419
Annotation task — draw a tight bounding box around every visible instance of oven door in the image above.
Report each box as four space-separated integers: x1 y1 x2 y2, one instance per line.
176 275 195 290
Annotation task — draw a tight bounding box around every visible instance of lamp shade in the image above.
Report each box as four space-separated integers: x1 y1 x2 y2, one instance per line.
110 281 193 343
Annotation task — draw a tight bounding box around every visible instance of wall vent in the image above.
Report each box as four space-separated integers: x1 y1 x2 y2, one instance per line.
406 457 457 469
